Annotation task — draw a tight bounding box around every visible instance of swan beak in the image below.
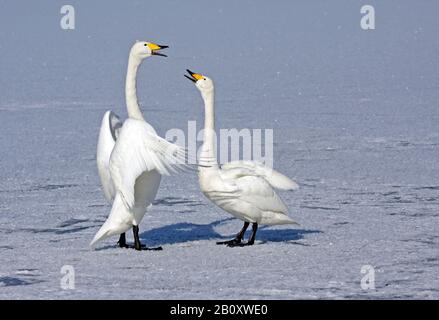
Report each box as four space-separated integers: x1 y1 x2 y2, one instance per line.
185 69 203 83
148 43 168 57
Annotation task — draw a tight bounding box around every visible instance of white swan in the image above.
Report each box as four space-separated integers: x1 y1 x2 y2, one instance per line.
90 42 186 250
185 70 299 246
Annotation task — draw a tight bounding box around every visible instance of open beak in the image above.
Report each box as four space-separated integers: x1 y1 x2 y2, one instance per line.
184 69 203 83
148 43 169 57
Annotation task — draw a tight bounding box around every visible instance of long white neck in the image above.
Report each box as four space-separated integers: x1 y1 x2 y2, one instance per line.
199 89 218 168
125 53 145 120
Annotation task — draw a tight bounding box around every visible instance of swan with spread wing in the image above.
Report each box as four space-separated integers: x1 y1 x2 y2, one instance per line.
91 42 186 250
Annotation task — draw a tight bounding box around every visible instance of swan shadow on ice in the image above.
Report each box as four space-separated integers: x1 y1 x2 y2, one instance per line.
139 218 233 246
255 226 321 245
140 219 322 246
0 276 45 287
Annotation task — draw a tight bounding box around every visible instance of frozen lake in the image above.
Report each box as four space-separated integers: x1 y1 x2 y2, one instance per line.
0 0 438 299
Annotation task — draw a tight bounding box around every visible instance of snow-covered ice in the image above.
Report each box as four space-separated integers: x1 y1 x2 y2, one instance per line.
0 0 438 299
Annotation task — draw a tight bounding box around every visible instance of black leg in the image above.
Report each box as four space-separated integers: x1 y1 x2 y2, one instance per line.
132 225 163 251
117 233 127 248
133 225 142 250
229 223 258 247
217 222 250 246
247 223 258 245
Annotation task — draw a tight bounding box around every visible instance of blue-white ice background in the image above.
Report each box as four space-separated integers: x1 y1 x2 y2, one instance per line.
0 0 438 299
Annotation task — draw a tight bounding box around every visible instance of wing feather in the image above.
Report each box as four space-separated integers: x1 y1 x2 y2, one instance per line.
221 160 299 190
96 111 122 203
109 119 187 209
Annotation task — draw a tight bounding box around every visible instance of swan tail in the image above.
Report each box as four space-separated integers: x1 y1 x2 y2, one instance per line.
260 212 300 226
281 216 300 226
90 225 112 248
90 194 132 249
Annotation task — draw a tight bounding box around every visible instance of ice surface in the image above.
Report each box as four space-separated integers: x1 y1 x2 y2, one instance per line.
0 0 438 299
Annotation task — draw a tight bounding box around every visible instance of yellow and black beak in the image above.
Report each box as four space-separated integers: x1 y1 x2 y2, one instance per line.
185 69 204 83
147 42 169 57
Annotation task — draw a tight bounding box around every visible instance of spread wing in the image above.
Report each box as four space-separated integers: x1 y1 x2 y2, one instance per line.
96 111 122 203
109 119 187 209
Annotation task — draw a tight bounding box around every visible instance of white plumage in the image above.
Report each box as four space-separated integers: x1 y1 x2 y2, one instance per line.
96 110 121 203
185 70 299 246
201 161 298 226
91 41 184 250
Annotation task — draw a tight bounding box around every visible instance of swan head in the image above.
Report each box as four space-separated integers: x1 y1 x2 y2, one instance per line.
130 41 168 59
185 69 214 96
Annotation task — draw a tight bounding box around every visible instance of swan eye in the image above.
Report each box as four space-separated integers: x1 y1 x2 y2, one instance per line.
144 43 147 46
